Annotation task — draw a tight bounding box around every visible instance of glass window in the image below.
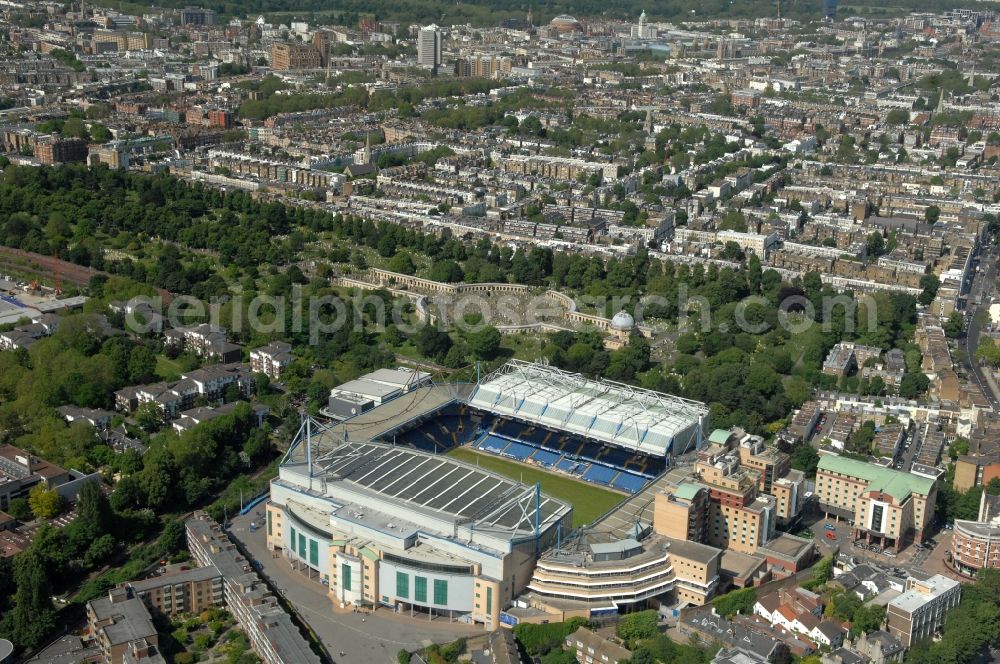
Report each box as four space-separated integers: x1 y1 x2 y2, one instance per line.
433 579 448 605
309 539 319 566
486 586 493 614
290 526 296 549
396 571 409 599
414 576 427 603
267 510 272 536
342 563 352 592
298 533 306 558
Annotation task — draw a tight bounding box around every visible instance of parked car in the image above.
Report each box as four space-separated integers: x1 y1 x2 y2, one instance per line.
824 524 837 531
826 532 836 540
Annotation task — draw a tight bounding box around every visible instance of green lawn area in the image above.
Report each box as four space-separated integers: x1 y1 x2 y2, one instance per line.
155 354 185 381
446 447 624 527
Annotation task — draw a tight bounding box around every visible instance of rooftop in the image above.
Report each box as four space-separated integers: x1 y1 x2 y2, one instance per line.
817 455 935 501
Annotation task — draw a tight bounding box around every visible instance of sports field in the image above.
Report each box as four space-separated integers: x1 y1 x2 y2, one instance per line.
447 447 625 527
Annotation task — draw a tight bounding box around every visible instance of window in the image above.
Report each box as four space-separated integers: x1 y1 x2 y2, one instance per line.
290 526 296 549
299 533 307 558
342 563 352 592
396 571 409 599
309 539 319 566
433 579 448 605
267 510 272 536
486 586 493 614
414 576 427 603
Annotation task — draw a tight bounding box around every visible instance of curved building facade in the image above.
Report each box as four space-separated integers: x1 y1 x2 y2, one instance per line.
267 440 571 628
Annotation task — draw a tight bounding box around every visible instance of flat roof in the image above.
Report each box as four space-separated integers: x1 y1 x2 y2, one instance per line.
673 482 704 502
667 537 722 565
817 455 935 501
314 441 570 538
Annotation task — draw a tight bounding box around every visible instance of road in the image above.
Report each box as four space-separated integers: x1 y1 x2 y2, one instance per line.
227 511 481 664
962 240 1000 407
897 425 920 472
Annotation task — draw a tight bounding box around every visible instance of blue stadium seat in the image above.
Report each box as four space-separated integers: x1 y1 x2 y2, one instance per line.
531 449 561 467
611 473 648 494
502 441 534 461
583 465 617 485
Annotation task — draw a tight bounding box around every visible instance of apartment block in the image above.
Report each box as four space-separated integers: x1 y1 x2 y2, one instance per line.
186 512 321 664
125 565 224 618
885 575 961 647
86 587 165 664
270 41 321 70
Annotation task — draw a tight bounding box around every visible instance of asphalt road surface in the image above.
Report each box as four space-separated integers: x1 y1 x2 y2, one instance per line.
228 511 481 664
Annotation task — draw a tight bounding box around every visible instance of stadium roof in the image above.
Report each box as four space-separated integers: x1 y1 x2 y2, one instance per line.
314 441 570 539
469 360 708 458
817 455 935 502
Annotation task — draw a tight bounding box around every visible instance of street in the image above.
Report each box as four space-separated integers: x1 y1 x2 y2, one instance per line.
962 241 1000 407
227 511 481 664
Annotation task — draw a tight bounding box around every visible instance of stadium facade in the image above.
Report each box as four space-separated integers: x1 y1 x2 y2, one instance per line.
266 360 713 627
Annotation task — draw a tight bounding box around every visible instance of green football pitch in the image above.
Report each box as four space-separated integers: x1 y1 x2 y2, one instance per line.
446 447 626 527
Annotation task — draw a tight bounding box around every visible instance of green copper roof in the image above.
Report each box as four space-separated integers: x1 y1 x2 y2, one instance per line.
673 482 704 501
818 455 935 502
708 429 732 445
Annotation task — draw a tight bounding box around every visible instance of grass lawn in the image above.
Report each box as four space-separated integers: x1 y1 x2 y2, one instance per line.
155 354 186 381
446 447 624 527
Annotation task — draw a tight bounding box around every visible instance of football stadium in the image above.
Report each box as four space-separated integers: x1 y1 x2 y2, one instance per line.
266 359 713 627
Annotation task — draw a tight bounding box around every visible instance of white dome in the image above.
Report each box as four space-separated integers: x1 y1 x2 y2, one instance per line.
610 310 635 331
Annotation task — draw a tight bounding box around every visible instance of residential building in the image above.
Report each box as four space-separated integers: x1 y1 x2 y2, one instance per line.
250 341 294 379
270 41 321 70
180 7 217 25
473 629 524 664
846 631 904 664
34 136 88 164
949 492 1000 576
124 565 223 618
885 574 961 647
86 587 165 664
815 455 937 552
564 627 631 664
186 512 321 664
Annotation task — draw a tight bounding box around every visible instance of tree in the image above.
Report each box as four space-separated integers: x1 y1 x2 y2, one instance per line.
711 587 756 618
84 533 117 567
918 273 940 306
898 372 930 399
413 324 452 361
128 345 157 383
943 311 964 338
866 232 885 258
803 554 834 590
387 251 416 275
851 604 885 634
6 498 31 521
8 552 56 649
886 108 910 125
75 480 112 541
925 205 940 223
468 325 502 360
826 591 862 621
28 484 62 519
790 444 820 477
224 381 242 403
136 401 164 431
616 610 658 646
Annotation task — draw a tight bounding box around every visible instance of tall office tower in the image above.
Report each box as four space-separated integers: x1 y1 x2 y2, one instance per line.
417 25 442 70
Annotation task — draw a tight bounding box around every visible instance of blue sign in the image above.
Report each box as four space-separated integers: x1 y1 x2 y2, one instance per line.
499 612 519 626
